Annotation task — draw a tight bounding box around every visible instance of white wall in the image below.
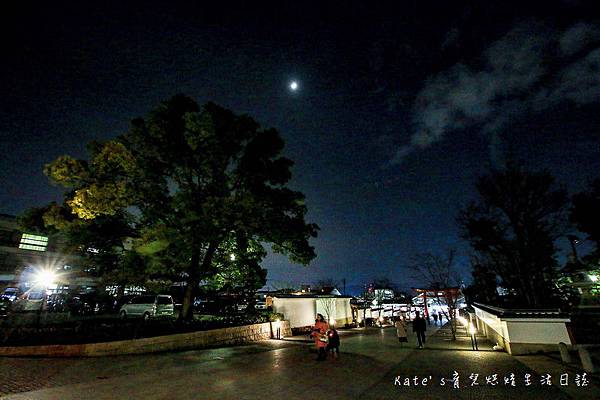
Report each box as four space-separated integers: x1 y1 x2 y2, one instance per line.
315 298 335 322
272 297 353 328
473 305 572 346
506 320 572 344
334 298 352 325
272 297 316 328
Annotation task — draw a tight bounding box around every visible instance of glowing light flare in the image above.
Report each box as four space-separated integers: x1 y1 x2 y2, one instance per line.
589 274 598 282
35 269 56 287
289 81 299 91
469 323 477 335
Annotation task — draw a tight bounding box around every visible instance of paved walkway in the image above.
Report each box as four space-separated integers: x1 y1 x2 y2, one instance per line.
1 323 598 399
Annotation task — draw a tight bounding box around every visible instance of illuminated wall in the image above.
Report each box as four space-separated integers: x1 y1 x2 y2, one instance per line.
273 296 353 328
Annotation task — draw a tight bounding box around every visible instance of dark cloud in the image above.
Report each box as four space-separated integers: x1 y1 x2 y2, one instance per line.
391 21 600 165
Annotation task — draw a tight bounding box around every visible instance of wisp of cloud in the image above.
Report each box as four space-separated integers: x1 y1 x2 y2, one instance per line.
391 21 600 166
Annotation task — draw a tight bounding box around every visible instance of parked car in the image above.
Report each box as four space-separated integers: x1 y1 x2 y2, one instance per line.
1 287 21 302
47 293 69 313
119 295 174 320
90 292 118 315
67 294 95 315
112 294 138 313
0 298 11 318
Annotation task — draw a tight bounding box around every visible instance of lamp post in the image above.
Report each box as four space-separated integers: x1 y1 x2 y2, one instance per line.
567 235 580 261
469 322 478 350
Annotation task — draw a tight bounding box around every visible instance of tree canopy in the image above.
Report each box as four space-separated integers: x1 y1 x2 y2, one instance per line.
38 95 319 319
459 164 568 308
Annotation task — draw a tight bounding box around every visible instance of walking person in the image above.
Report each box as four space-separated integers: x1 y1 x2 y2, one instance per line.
395 316 408 347
438 311 443 325
326 327 340 358
433 312 438 326
413 311 427 348
311 313 330 361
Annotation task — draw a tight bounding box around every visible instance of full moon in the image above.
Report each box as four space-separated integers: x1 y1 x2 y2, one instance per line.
289 81 299 91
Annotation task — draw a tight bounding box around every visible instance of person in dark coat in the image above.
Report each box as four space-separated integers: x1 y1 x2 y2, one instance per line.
413 311 427 348
433 312 439 325
326 327 340 358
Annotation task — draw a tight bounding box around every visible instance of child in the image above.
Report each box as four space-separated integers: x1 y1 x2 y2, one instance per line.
326 327 340 358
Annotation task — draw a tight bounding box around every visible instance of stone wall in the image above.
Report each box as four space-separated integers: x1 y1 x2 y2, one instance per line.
0 320 292 357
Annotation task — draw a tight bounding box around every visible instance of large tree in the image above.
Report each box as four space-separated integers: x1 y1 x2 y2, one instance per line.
459 165 568 308
42 95 319 319
571 179 600 253
569 179 600 306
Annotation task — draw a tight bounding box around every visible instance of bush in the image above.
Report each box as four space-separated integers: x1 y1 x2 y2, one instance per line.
265 312 284 322
0 312 278 346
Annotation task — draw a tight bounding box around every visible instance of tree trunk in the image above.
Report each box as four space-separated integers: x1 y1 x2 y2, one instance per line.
180 242 218 321
180 250 201 322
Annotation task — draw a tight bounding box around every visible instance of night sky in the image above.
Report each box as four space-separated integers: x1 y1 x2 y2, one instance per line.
2 1 600 294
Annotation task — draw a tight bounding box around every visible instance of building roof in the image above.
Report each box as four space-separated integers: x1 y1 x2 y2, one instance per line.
473 302 570 319
272 294 352 299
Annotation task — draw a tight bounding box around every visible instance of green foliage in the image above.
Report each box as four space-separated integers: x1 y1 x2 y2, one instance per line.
17 205 57 234
44 156 89 187
266 312 284 322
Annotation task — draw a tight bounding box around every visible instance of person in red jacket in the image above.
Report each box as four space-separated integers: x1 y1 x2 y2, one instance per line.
311 313 330 361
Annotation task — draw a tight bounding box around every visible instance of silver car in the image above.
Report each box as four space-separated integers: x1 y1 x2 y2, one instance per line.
119 295 174 320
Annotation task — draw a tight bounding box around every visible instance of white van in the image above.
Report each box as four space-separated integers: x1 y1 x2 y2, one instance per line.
119 295 174 320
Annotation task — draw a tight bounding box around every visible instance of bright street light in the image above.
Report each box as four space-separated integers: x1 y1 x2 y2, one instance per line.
35 269 56 287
